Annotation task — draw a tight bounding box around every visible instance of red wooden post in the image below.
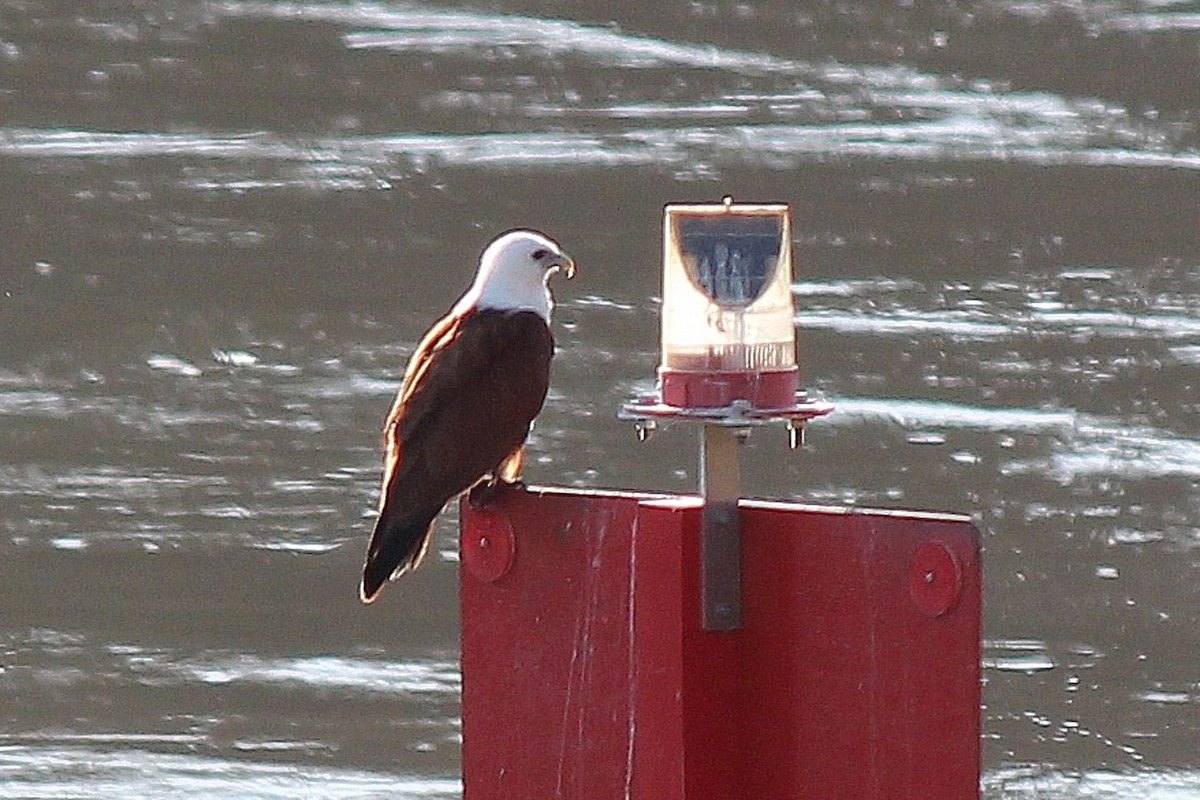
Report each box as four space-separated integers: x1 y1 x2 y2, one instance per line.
459 198 980 797
460 486 980 799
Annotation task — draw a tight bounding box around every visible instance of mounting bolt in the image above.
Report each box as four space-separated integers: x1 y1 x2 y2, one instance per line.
635 419 658 442
787 420 805 450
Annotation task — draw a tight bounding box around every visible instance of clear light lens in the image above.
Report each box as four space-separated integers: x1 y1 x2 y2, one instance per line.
661 202 796 373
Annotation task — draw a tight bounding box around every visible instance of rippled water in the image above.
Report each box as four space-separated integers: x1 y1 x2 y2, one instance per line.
3 1 1200 797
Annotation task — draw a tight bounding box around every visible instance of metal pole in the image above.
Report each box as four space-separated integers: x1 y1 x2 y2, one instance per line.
700 424 742 631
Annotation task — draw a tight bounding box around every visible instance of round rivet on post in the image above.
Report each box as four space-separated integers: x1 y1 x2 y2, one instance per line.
463 511 515 583
908 541 963 617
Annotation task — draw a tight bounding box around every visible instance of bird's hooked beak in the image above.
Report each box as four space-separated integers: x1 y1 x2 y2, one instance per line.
548 252 577 281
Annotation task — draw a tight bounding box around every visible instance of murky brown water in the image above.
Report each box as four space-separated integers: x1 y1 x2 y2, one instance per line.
3 1 1200 797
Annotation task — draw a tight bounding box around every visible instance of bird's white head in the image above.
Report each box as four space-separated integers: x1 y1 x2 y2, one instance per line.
459 229 576 321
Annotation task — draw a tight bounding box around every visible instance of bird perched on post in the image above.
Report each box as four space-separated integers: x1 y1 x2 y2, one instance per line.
359 229 576 603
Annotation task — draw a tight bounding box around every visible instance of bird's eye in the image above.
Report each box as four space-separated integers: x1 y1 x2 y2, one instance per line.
531 248 549 260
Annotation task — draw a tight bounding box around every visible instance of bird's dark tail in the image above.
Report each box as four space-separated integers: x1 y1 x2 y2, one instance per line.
359 508 440 604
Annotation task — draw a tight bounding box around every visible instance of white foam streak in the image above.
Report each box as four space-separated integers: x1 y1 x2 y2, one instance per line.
186 654 460 695
983 766 1200 799
1030 426 1200 482
0 746 460 799
829 396 1200 481
795 310 1011 339
217 1 804 74
829 397 1078 434
795 307 1200 341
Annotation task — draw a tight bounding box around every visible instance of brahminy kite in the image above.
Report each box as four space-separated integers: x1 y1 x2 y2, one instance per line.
359 229 576 603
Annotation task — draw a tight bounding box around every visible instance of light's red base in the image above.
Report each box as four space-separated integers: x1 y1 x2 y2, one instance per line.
460 487 981 800
660 367 798 408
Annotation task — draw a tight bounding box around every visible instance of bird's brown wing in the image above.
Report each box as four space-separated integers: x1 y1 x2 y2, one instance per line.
376 310 466 494
387 308 553 502
361 309 553 600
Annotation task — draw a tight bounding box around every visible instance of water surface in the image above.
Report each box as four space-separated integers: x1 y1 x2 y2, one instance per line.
4 1 1200 796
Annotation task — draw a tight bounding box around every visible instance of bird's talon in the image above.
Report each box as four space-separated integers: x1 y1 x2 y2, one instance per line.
468 479 525 510
468 481 498 509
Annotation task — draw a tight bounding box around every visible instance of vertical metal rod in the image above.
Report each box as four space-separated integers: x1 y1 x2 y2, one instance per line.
700 424 743 631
